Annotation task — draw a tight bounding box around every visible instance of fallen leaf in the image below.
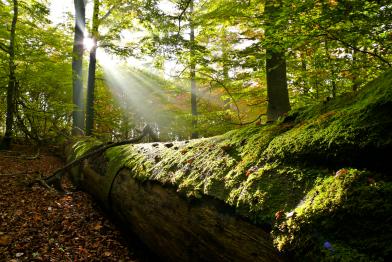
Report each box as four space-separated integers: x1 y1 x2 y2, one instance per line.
93 223 103 231
275 210 284 220
0 235 11 246
33 214 42 222
104 251 112 257
335 168 349 178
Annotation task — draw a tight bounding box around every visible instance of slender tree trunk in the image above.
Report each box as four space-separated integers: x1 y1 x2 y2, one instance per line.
85 0 100 136
265 0 290 122
301 53 308 94
72 0 86 135
325 39 337 98
189 0 198 139
1 0 18 149
352 48 359 92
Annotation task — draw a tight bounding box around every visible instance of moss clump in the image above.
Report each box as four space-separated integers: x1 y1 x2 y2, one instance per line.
273 169 392 261
263 70 392 170
71 70 392 260
70 137 103 160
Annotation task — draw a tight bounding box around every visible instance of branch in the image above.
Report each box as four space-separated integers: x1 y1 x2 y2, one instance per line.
30 125 158 192
0 170 38 176
176 0 193 37
221 112 266 126
327 34 391 67
0 42 8 53
315 27 392 67
197 71 243 125
99 5 116 23
1 149 40 160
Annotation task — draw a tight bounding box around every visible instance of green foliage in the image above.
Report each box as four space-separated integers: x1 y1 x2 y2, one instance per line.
0 0 73 143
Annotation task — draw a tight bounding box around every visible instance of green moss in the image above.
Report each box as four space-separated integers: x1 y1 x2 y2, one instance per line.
70 70 392 260
71 137 103 160
263 71 392 168
273 169 392 261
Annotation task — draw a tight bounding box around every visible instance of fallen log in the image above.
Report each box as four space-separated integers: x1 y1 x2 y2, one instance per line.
66 70 392 261
68 143 282 262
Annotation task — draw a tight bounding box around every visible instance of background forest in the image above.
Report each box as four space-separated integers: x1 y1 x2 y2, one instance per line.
0 0 391 146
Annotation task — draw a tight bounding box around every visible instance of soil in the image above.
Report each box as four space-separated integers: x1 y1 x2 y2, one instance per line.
0 144 151 262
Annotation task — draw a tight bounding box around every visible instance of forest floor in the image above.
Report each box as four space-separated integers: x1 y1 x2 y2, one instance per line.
0 144 149 261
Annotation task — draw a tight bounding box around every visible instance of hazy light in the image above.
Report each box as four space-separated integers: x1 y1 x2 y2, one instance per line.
49 0 93 25
83 37 95 51
157 0 178 15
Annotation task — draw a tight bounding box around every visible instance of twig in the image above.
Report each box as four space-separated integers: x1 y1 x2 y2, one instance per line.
326 33 391 67
0 170 38 176
175 0 193 38
223 113 266 126
30 125 157 191
0 42 8 53
1 148 40 160
197 71 243 125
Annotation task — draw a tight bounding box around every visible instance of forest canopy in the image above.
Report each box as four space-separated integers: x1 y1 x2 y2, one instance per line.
0 0 391 146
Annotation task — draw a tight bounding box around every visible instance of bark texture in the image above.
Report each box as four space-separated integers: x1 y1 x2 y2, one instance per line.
1 0 18 149
85 0 100 136
190 0 198 139
67 148 281 262
266 49 290 122
265 0 291 122
72 0 86 135
110 169 281 262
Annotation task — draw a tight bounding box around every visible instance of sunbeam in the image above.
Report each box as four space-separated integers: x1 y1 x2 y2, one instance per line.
83 37 95 51
94 49 235 140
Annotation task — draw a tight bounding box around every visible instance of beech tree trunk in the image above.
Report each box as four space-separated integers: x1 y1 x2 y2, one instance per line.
72 0 86 135
190 0 198 139
265 0 291 122
266 49 290 122
86 0 100 136
1 0 18 149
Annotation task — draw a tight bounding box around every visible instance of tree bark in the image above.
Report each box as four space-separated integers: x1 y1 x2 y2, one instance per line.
190 0 198 138
1 0 18 149
67 150 281 262
266 49 290 121
265 0 291 122
86 0 100 136
72 0 86 135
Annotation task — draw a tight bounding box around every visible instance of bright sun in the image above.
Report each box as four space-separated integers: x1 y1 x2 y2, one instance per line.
83 37 95 51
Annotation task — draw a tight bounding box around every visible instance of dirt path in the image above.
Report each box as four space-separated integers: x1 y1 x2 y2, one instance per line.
0 145 148 261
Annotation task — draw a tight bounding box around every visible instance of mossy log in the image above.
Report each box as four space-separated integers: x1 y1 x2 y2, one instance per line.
68 148 281 262
67 70 392 261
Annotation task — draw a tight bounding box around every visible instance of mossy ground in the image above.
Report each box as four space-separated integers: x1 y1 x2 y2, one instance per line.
71 70 392 261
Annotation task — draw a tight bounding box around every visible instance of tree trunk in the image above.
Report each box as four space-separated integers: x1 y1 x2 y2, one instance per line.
72 0 86 135
66 148 281 262
1 0 18 149
190 0 198 139
265 0 290 122
86 0 100 136
266 49 290 122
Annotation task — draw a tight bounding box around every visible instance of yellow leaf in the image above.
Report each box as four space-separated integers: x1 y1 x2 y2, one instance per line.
93 223 103 230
